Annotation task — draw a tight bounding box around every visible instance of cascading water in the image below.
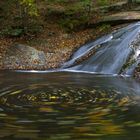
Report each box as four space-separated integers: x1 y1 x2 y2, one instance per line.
62 22 140 75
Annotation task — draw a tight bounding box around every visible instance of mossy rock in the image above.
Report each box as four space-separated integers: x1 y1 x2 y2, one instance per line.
134 63 140 79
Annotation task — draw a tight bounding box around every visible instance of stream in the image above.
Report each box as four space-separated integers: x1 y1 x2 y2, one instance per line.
62 22 140 75
0 71 140 140
1 22 140 140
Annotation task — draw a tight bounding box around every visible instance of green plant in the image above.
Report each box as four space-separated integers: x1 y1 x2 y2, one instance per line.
99 24 111 32
97 0 110 6
0 27 23 37
19 0 38 16
59 14 89 32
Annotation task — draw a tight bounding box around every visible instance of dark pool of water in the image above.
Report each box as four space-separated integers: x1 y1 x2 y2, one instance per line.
0 71 140 140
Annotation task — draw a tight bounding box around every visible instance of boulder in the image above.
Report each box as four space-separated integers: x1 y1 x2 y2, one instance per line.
103 11 140 22
134 64 140 79
88 11 140 28
2 44 47 70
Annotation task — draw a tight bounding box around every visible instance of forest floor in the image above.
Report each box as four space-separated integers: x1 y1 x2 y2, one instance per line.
0 0 139 70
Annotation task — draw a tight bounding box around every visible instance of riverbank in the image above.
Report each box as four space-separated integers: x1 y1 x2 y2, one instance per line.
0 23 128 70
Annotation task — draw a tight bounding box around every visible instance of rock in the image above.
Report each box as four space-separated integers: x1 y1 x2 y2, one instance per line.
102 12 140 22
88 11 140 28
2 44 47 70
134 66 140 79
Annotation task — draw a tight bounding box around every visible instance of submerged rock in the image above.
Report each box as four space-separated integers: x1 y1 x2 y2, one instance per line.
2 44 47 70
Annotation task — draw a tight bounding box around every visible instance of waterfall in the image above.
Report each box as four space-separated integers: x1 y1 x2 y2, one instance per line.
62 22 140 75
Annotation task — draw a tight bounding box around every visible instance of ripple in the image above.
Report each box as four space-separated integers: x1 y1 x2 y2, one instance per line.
0 72 140 140
0 83 137 112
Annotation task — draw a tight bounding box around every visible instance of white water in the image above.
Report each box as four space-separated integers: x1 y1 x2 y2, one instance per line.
62 22 140 75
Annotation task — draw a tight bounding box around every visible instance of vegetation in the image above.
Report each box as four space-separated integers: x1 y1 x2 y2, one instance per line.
0 0 124 37
0 0 40 37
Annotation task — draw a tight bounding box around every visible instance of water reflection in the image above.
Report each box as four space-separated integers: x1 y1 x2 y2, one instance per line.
0 71 140 140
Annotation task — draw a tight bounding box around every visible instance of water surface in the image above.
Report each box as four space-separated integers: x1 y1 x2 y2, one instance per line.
0 71 140 140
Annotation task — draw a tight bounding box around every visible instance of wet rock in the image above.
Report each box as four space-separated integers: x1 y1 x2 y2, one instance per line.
134 65 140 79
2 44 47 70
